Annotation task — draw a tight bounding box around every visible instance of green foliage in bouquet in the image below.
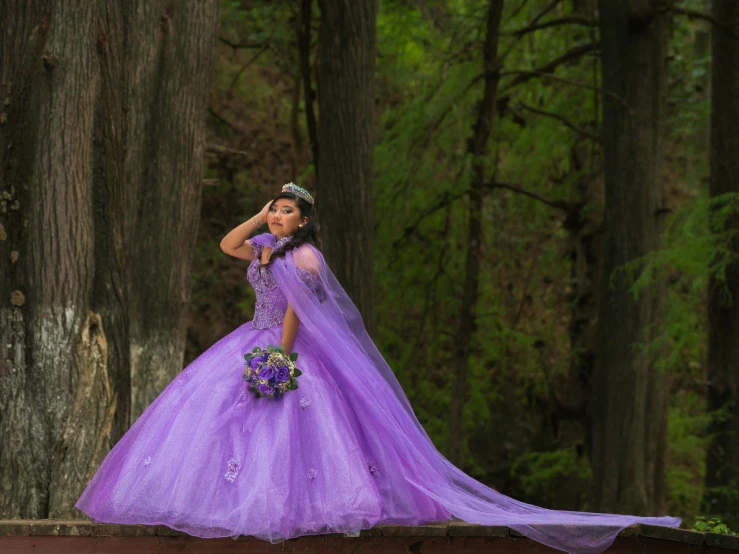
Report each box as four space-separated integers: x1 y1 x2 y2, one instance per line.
243 345 302 398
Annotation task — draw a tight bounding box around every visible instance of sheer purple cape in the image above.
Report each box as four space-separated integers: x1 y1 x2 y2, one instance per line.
253 233 681 554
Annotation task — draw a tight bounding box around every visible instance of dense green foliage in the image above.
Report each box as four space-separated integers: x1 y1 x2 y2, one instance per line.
190 0 723 525
693 516 737 535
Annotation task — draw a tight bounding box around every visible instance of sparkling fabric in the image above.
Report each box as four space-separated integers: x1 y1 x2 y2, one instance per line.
248 237 321 329
75 233 682 553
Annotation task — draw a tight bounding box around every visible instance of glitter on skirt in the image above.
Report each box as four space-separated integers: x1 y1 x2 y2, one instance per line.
75 233 682 552
74 241 447 543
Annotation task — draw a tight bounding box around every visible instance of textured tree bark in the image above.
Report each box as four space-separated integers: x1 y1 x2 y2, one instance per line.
702 0 739 528
0 0 112 518
316 0 377 335
447 0 505 468
0 0 219 518
591 0 669 514
89 0 132 461
124 0 220 424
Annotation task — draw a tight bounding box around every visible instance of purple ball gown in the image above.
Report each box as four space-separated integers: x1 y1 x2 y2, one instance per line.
75 233 681 554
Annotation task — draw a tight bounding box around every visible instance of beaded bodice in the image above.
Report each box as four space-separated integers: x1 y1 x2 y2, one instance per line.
247 236 321 329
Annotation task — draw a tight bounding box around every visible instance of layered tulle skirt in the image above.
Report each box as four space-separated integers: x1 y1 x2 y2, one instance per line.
74 321 451 542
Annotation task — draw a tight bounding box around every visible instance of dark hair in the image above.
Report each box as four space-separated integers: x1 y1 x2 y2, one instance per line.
261 192 321 268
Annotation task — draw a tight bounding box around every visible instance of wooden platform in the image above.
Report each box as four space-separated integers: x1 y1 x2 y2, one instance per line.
1 520 738 553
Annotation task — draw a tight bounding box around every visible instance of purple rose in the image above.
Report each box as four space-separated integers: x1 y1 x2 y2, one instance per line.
258 366 275 380
275 366 290 383
249 354 267 369
258 383 274 396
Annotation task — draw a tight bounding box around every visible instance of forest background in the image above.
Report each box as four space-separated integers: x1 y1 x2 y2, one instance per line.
2 0 738 534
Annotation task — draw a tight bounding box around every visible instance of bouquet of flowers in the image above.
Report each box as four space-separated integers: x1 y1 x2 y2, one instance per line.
242 345 302 399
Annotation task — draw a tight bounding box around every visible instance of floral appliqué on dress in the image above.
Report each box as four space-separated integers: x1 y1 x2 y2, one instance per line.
224 457 242 483
247 237 324 330
299 396 311 409
367 459 380 479
307 468 318 480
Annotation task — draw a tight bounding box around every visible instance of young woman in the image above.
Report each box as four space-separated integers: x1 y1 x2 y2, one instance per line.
75 183 681 554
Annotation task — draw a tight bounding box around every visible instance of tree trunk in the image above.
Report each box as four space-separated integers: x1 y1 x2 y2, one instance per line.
299 0 319 176
702 0 739 528
0 0 116 518
0 0 219 518
316 0 377 334
125 0 220 424
591 0 669 514
554 0 601 510
447 0 505 468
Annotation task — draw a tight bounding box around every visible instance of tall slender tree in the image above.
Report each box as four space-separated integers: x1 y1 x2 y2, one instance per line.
316 0 378 333
0 0 219 518
703 0 739 528
591 0 670 514
447 0 505 468
124 0 220 424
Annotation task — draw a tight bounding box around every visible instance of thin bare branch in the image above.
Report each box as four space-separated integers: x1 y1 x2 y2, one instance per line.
486 181 574 212
411 33 598 157
502 41 600 90
390 178 579 252
206 143 249 157
500 0 563 61
409 71 487 152
517 101 601 142
508 15 597 37
207 108 240 134
667 7 739 41
529 0 562 28
391 190 469 251
506 0 533 24
218 37 265 50
228 45 268 93
502 70 629 109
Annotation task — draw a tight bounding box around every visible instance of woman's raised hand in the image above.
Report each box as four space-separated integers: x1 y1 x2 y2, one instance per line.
258 200 272 226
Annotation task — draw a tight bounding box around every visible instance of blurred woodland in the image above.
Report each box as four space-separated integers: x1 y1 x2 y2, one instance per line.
1 0 738 534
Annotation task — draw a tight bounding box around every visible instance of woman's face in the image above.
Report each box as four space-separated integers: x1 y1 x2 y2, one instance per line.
268 198 307 238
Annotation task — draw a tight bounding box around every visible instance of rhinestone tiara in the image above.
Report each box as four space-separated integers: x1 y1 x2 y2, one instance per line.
282 182 314 205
